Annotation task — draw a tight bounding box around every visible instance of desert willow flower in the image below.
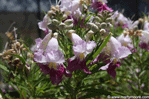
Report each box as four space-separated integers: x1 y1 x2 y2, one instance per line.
89 36 131 78
98 36 131 78
34 36 72 85
139 31 149 51
66 31 96 73
91 0 113 12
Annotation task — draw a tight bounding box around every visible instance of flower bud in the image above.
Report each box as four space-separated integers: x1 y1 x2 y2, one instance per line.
47 10 55 17
48 24 57 30
139 18 144 24
87 23 99 32
62 14 68 20
85 30 94 41
67 30 76 34
55 5 59 10
59 23 66 30
133 26 138 31
100 22 107 28
53 32 59 39
65 24 73 29
66 30 75 39
94 16 101 22
95 22 100 28
100 29 106 34
51 5 58 12
97 13 103 18
64 19 73 25
107 23 113 29
106 18 112 22
52 19 60 25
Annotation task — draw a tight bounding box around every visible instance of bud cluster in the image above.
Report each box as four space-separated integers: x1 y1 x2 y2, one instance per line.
86 11 113 38
47 5 74 31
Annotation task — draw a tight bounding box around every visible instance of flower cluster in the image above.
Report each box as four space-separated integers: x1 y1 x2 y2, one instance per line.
33 0 132 85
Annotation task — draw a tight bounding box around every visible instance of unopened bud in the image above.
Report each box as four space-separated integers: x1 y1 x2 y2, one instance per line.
51 5 57 12
133 26 138 31
97 13 103 18
47 10 55 17
55 5 59 10
62 14 68 20
53 32 59 39
100 29 106 34
48 24 57 30
59 23 66 30
107 23 113 29
66 30 75 39
65 24 73 29
94 22 100 28
94 16 101 22
100 22 107 28
106 18 112 22
64 19 73 25
52 19 59 25
85 30 94 41
139 18 144 24
67 30 76 34
87 23 99 32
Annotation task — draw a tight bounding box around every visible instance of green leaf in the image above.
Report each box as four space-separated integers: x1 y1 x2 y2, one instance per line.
0 64 9 73
139 70 145 77
79 88 111 99
87 33 111 65
83 14 93 25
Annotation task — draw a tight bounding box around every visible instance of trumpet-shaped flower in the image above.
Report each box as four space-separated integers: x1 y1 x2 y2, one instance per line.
38 14 51 34
98 36 131 78
34 37 71 85
116 33 136 53
139 31 149 51
60 0 83 15
144 21 149 31
91 0 113 12
67 33 96 73
116 33 133 47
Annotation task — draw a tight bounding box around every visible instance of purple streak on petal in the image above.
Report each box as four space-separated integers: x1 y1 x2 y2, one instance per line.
107 62 121 79
49 64 65 85
67 58 91 74
139 42 149 51
91 1 113 12
44 28 49 35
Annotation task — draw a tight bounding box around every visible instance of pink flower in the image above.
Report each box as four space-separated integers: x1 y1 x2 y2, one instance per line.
98 36 131 78
34 37 71 85
139 31 149 51
67 33 96 73
38 14 52 34
91 1 113 12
